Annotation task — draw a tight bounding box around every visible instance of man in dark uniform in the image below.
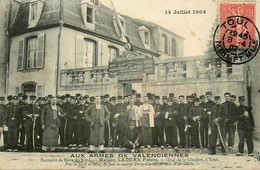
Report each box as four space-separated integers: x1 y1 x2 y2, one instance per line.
222 92 237 150
113 96 127 147
177 95 188 148
3 96 22 151
188 98 206 149
0 97 6 146
204 92 216 148
103 94 113 147
18 95 28 147
23 96 40 152
230 95 237 104
236 96 255 157
164 98 178 149
158 96 168 149
208 96 227 155
75 96 88 147
134 93 143 106
152 96 163 147
37 97 45 147
67 96 77 147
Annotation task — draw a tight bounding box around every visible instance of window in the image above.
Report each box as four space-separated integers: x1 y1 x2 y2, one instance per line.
109 46 119 62
87 7 93 23
162 34 168 53
36 85 43 97
145 31 149 45
30 3 37 21
90 0 99 5
26 37 38 69
84 39 97 67
172 38 176 56
17 34 45 71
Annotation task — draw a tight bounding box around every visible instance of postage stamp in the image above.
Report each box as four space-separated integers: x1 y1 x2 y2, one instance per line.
213 1 260 64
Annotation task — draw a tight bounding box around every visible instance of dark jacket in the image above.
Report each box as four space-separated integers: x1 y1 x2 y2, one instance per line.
0 104 5 127
41 104 62 128
4 105 22 127
75 104 88 120
22 104 40 124
153 103 164 127
210 104 227 126
164 104 178 127
236 105 255 130
222 101 237 124
188 106 206 124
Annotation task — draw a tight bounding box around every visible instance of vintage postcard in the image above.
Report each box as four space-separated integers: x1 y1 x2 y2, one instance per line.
0 0 259 169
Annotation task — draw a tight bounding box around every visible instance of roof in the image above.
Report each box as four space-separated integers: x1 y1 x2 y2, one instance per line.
9 0 182 55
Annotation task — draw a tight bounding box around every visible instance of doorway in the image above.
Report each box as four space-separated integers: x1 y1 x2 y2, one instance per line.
22 82 36 96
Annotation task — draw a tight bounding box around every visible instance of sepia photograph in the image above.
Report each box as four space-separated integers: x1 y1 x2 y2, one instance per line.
0 0 259 169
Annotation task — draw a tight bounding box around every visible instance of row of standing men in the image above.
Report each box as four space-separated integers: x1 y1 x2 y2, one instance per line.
0 92 255 155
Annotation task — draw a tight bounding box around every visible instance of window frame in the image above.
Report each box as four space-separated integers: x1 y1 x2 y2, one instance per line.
30 2 38 21
144 31 150 45
108 46 119 62
84 38 97 67
172 38 177 56
25 36 38 70
86 6 93 23
162 34 168 53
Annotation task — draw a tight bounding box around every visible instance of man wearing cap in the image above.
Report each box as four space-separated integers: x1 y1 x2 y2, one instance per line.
158 96 168 148
23 96 40 151
113 96 128 147
61 94 70 146
138 96 155 149
236 96 255 157
3 96 23 151
67 97 78 147
203 92 216 148
18 95 28 148
222 92 237 150
188 98 206 149
208 96 227 155
85 96 110 153
152 96 163 147
164 98 179 149
134 94 143 107
230 95 237 104
0 97 7 146
177 95 188 148
103 94 113 147
75 97 88 147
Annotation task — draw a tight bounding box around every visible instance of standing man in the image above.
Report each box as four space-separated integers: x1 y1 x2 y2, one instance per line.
159 96 168 148
103 94 113 147
18 95 27 148
23 96 40 152
208 96 227 155
0 97 6 146
41 97 64 151
222 92 237 150
67 97 78 147
152 96 163 147
164 98 178 149
177 95 188 148
75 96 88 147
204 92 216 148
138 96 155 149
188 98 206 149
85 96 110 153
236 96 255 157
3 96 22 151
114 96 128 147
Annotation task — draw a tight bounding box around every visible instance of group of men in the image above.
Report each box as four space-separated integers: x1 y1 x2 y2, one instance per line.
0 91 255 156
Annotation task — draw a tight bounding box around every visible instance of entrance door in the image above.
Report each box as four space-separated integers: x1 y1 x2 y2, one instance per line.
123 83 132 96
22 83 36 96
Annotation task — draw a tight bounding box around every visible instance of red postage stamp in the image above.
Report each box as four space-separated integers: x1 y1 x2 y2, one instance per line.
213 1 259 64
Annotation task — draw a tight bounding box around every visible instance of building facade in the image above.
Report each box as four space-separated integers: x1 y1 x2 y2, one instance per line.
5 0 259 138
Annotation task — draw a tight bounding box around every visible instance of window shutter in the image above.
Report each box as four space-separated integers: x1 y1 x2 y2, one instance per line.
37 33 45 68
76 35 84 68
17 40 24 70
36 85 43 97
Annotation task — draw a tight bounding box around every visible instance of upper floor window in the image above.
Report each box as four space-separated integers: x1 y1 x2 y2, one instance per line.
90 0 100 6
87 7 93 23
30 3 38 21
84 39 97 67
26 37 38 69
172 38 176 56
109 46 119 62
17 34 45 71
145 31 150 45
162 34 168 53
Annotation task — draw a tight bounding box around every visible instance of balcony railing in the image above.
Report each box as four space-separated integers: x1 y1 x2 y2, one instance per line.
60 55 244 89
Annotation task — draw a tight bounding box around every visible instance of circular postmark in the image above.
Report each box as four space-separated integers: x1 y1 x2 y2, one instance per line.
213 16 260 64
